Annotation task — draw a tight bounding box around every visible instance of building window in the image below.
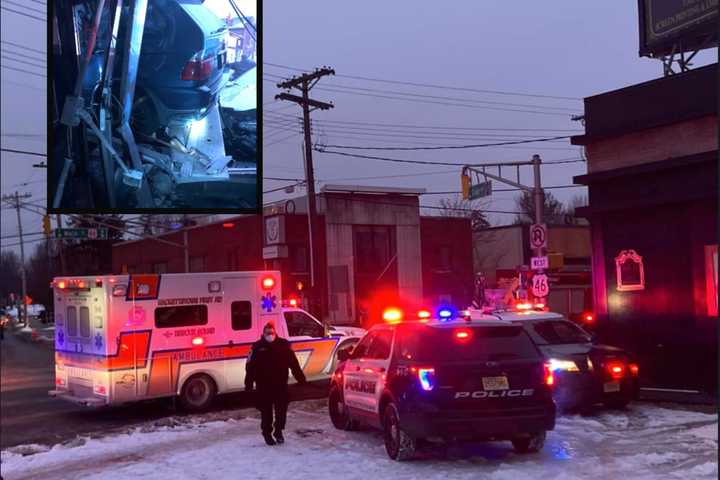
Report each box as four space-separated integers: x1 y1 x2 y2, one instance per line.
706 245 718 317
354 226 393 274
189 256 206 273
152 262 168 274
615 250 644 292
291 246 308 273
155 305 208 328
231 301 252 331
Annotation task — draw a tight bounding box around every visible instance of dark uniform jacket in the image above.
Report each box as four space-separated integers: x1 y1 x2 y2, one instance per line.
245 337 307 401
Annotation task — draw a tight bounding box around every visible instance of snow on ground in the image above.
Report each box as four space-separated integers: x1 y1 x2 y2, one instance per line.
1 401 716 480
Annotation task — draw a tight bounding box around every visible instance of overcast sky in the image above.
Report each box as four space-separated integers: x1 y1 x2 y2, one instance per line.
1 0 716 256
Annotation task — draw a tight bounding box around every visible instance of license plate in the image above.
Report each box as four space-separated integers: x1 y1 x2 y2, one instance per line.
482 376 509 391
603 382 621 393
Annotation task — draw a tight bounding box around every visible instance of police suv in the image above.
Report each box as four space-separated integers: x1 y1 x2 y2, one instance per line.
328 308 556 461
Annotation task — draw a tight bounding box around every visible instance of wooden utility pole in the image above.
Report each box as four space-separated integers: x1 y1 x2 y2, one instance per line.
2 192 32 326
275 67 334 316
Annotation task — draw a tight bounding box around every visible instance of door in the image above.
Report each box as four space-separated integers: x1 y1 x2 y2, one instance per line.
342 331 378 413
224 277 260 390
361 328 394 415
353 226 398 327
284 309 335 378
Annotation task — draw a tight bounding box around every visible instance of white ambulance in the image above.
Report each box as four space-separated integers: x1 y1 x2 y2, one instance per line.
48 271 363 411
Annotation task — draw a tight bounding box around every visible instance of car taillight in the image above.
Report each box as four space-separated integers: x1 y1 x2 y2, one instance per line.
181 55 214 81
543 362 554 387
455 329 472 341
606 361 625 380
56 377 66 387
629 363 639 376
94 385 107 395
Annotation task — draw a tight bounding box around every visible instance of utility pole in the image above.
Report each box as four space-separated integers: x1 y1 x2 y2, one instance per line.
531 154 545 279
275 67 335 317
56 214 67 274
2 192 32 326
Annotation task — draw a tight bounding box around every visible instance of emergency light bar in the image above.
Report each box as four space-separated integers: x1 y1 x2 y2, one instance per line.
54 279 91 291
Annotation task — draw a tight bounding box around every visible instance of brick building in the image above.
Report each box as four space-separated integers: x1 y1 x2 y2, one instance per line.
572 63 718 396
112 186 474 326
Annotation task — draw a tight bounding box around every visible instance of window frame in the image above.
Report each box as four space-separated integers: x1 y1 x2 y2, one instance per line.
284 310 325 338
154 304 209 329
231 301 252 331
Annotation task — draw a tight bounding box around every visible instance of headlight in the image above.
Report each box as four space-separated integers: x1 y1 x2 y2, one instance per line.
548 358 580 372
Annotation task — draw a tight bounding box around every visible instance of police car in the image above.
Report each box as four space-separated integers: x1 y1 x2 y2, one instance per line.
328 307 556 461
480 303 640 411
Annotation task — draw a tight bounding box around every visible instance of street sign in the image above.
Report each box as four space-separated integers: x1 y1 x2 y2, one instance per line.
468 180 492 200
529 223 547 249
531 256 549 270
54 228 109 240
532 274 550 298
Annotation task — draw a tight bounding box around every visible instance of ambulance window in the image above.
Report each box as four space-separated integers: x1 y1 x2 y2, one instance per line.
285 311 324 338
231 301 252 330
67 306 78 336
155 305 208 328
79 306 91 338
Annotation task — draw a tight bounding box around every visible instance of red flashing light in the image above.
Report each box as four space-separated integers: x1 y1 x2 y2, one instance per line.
222 222 235 229
455 329 471 340
261 277 275 290
535 303 545 309
516 303 532 310
56 378 65 386
544 363 555 387
583 313 595 323
94 385 107 395
289 298 298 307
335 372 343 380
363 368 374 374
629 363 639 376
78 281 86 289
57 281 66 289
383 308 403 323
192 337 204 346
417 309 431 319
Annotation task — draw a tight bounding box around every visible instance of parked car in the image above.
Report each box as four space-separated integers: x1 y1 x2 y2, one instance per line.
328 311 556 461
82 0 229 135
487 306 640 411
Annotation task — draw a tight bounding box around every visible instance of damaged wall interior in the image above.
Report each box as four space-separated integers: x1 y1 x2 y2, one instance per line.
50 0 258 210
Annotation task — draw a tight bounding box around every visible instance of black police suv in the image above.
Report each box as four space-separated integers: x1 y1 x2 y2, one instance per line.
328 318 556 461
491 311 640 411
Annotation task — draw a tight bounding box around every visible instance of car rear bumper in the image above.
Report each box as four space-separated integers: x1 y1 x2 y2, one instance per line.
49 389 108 407
399 404 556 440
553 373 639 408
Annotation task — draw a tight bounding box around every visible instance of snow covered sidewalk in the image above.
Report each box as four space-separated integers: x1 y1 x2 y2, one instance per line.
1 400 716 480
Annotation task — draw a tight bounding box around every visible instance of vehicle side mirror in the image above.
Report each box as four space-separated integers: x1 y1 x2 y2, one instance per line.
323 322 331 338
337 349 351 362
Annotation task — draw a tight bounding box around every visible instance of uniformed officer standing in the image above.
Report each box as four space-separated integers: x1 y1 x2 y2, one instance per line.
245 321 307 445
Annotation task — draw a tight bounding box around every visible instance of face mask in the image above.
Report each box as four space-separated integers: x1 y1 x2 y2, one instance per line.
264 333 275 342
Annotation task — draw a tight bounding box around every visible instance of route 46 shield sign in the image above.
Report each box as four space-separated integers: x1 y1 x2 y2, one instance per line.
532 274 550 298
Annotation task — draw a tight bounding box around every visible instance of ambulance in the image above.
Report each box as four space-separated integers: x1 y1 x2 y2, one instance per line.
48 271 363 411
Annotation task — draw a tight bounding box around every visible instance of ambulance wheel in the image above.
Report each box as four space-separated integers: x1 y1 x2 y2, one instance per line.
383 403 416 461
512 431 546 453
179 374 216 412
328 385 357 431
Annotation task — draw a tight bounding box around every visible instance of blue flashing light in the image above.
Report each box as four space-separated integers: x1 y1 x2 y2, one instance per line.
438 308 454 321
418 368 435 391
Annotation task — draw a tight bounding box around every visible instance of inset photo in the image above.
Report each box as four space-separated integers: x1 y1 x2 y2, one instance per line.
49 0 259 211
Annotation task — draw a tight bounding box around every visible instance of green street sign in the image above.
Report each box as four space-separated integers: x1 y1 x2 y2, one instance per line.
54 228 109 240
469 180 492 200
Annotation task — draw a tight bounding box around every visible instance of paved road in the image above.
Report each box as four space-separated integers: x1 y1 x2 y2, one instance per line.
0 331 329 449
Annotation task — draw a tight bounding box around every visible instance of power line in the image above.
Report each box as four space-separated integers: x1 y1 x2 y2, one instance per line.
317 135 571 151
1 64 46 78
0 40 45 55
0 78 45 92
0 5 45 22
0 148 46 157
266 79 574 117
264 62 582 101
4 0 46 16
1 50 46 68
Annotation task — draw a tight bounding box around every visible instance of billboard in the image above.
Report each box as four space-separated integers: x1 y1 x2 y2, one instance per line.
638 0 718 57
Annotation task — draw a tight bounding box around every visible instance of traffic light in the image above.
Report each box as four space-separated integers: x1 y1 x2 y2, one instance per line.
461 173 470 200
42 215 51 236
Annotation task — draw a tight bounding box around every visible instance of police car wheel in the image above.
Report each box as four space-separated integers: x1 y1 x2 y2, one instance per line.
511 431 546 454
179 374 216 412
328 386 357 431
383 403 416 461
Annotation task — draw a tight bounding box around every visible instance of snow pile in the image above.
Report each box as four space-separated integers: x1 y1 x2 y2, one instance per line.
1 402 716 480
